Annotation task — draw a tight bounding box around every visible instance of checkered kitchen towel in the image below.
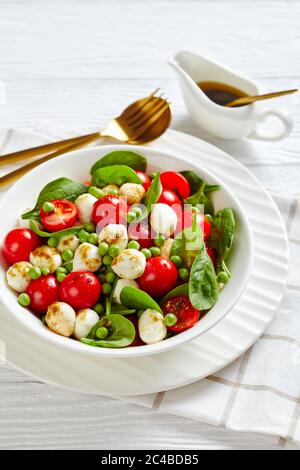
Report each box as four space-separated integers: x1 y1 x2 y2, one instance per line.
1 123 300 446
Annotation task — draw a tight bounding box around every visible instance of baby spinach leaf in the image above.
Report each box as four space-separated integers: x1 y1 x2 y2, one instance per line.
110 304 136 315
81 314 135 348
144 172 162 213
180 170 220 195
22 178 87 220
160 283 189 306
120 286 162 313
209 208 235 276
90 150 147 175
185 182 214 215
170 225 204 268
91 165 142 187
189 251 219 310
29 220 84 238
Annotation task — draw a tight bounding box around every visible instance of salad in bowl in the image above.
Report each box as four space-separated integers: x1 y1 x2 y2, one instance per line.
1 148 246 354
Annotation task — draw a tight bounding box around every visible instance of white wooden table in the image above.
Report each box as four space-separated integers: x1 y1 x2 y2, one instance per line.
0 0 299 450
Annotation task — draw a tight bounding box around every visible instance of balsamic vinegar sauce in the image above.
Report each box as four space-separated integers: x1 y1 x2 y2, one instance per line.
197 81 249 107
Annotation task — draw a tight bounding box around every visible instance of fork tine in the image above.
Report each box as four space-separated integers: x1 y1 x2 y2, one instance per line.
128 99 169 132
125 96 163 127
130 102 170 137
122 89 160 119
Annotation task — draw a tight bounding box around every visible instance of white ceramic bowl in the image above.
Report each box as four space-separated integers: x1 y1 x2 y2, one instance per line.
0 145 253 358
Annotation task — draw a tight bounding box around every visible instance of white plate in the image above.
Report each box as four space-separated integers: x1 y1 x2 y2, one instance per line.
0 130 288 396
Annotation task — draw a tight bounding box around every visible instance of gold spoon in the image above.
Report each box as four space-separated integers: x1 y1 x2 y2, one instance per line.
0 90 171 188
225 88 298 107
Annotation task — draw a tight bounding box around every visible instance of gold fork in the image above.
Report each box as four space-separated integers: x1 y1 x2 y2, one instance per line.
0 90 171 188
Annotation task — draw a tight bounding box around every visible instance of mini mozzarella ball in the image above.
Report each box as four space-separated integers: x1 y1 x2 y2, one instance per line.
30 246 62 273
112 279 139 304
72 242 102 272
46 301 76 337
98 224 128 251
119 183 145 205
138 309 167 345
75 193 98 224
150 203 177 237
6 261 33 293
56 234 80 254
73 308 99 340
102 184 119 195
111 249 146 280
161 238 174 259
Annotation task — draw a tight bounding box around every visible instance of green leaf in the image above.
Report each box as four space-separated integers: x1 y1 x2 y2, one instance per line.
160 283 189 306
91 165 142 187
144 172 162 213
180 171 220 194
209 208 235 276
90 151 147 175
185 181 214 215
189 251 219 310
29 219 84 238
170 225 204 268
82 314 135 348
22 178 87 220
120 286 162 313
110 304 136 315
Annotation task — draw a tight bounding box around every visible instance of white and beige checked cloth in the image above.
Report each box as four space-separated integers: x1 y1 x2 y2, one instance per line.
0 122 300 447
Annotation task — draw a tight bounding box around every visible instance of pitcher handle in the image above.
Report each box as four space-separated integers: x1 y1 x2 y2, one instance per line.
249 108 293 141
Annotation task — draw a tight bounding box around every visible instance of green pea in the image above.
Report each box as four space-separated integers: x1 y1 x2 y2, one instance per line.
103 255 112 266
149 246 161 257
29 266 41 280
137 310 144 319
61 249 74 262
102 283 112 295
56 267 67 277
154 234 166 247
84 222 96 233
42 201 55 213
205 214 213 223
47 237 58 248
170 255 183 267
165 313 177 327
98 273 107 283
88 186 104 199
178 268 189 281
96 326 109 339
78 230 89 243
63 261 73 273
109 245 120 258
98 242 109 256
93 303 104 315
217 271 230 284
141 248 151 259
18 293 30 307
88 233 99 245
127 211 136 224
106 266 114 273
106 272 116 284
57 272 67 282
41 267 50 276
127 240 140 250
131 206 142 217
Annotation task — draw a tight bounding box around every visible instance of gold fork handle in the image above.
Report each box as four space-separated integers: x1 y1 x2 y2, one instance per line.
0 133 101 189
0 132 99 167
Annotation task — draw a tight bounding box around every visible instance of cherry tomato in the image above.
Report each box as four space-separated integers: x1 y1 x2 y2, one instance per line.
158 189 182 208
206 245 217 270
40 199 78 232
60 272 101 310
128 222 153 249
129 315 145 347
162 295 200 332
175 210 211 240
92 195 128 229
26 274 60 315
160 171 190 199
2 228 41 265
138 256 178 298
135 171 151 191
